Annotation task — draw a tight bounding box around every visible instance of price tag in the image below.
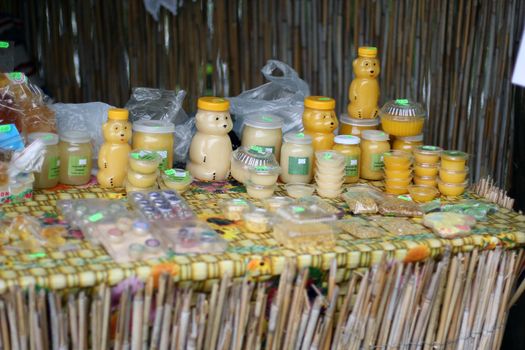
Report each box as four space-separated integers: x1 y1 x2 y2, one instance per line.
88 212 104 222
0 125 11 133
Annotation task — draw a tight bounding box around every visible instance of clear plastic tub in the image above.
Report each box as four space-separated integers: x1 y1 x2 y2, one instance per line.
408 185 439 203
243 208 273 233
439 167 469 183
414 162 439 177
379 99 426 137
263 196 294 213
248 164 281 186
158 220 227 254
126 169 158 188
162 168 193 193
286 183 315 198
231 146 279 183
413 145 442 164
245 180 276 199
438 180 468 196
440 151 469 171
272 203 339 248
383 150 412 170
129 150 162 174
219 198 254 221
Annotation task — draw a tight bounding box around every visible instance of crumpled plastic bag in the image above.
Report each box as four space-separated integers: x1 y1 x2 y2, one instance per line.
125 87 192 163
51 102 112 157
143 0 182 20
228 60 310 137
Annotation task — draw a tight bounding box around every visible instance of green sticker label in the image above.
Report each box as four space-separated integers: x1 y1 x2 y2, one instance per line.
88 212 104 222
296 133 305 138
395 99 409 105
155 150 169 170
67 156 88 176
7 72 25 83
232 199 248 205
0 125 11 132
0 41 9 49
262 116 273 122
164 169 188 181
344 156 359 177
292 206 305 213
288 156 309 175
370 153 384 172
255 166 269 172
323 153 333 160
422 146 439 151
318 97 331 101
48 156 60 180
255 145 275 155
249 145 265 155
398 195 411 201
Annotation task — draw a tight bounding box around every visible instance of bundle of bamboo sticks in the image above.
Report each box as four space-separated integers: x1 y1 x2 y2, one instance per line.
471 176 515 210
0 249 523 349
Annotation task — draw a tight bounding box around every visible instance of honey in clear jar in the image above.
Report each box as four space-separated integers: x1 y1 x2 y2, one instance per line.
302 96 338 152
27 132 60 189
280 132 314 184
392 134 423 152
332 135 361 183
59 131 93 185
339 114 379 136
241 114 283 161
360 130 390 180
132 120 175 171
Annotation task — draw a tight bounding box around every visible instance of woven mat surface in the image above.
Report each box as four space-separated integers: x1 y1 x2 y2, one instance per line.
0 178 524 292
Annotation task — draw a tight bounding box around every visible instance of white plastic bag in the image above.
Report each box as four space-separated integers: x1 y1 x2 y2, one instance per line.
228 60 310 137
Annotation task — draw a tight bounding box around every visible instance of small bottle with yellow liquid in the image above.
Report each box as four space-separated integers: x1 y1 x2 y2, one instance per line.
302 96 338 152
347 47 380 119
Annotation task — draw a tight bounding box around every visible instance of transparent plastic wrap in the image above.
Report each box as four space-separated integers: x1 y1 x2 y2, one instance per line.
51 102 112 157
125 87 192 163
440 200 498 221
229 60 310 137
158 220 227 254
376 196 424 217
342 184 381 214
0 72 56 135
423 212 477 239
3 215 70 251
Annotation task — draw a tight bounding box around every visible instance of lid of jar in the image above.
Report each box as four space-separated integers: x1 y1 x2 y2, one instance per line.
358 46 378 58
129 150 162 163
334 135 361 145
244 114 284 129
304 96 336 110
132 120 175 133
397 134 424 142
163 168 193 184
197 96 230 111
232 146 279 168
340 114 380 126
108 108 129 121
283 132 312 145
379 99 426 120
249 164 281 176
441 150 469 161
361 130 389 141
60 131 91 143
28 132 59 146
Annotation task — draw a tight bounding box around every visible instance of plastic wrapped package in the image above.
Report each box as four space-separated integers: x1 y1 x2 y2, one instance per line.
377 196 424 217
3 215 70 250
229 60 310 137
0 72 56 135
370 216 425 235
441 200 498 221
342 184 381 214
158 220 228 254
423 212 477 239
52 102 112 157
336 217 385 239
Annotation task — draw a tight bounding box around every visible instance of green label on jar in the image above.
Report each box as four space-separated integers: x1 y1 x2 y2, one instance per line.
155 150 168 170
68 156 88 176
48 156 60 179
345 156 359 177
370 153 384 172
288 156 309 175
255 145 275 155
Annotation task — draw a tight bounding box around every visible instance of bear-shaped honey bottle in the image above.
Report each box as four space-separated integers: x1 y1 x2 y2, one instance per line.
97 108 132 188
347 47 380 119
187 97 233 181
302 96 338 152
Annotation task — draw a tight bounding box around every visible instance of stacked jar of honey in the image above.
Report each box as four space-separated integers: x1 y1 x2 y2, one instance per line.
383 150 412 194
438 150 469 196
412 146 442 188
315 150 345 198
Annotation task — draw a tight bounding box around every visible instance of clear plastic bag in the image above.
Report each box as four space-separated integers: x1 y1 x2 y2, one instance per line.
441 200 498 221
228 60 310 137
342 185 381 214
423 212 477 238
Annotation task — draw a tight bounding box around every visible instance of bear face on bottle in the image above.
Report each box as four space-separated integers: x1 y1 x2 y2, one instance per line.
302 96 338 152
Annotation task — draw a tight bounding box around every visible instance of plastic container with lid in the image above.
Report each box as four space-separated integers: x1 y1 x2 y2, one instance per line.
379 99 426 137
414 175 438 187
241 114 284 160
438 180 468 196
162 168 193 193
408 185 439 203
280 132 314 184
315 150 345 198
339 114 379 136
414 163 439 177
392 134 424 152
384 177 412 188
413 145 442 164
263 196 294 213
333 135 361 183
272 203 339 248
219 198 254 221
439 167 469 183
59 131 93 185
243 208 273 233
384 168 412 179
286 183 315 198
360 130 390 180
231 146 279 183
132 120 175 171
302 96 338 151
248 164 281 186
28 132 60 189
383 150 412 170
441 151 469 171
128 150 162 174
245 180 276 199
126 169 158 188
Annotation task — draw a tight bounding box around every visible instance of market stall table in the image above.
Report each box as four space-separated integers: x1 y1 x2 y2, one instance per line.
1 179 524 293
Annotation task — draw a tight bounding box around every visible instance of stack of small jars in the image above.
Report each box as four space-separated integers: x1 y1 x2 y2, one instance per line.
413 146 442 188
125 150 161 192
315 150 345 198
438 150 469 196
383 150 413 194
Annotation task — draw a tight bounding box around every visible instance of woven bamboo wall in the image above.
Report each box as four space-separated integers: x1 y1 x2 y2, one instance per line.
2 0 524 188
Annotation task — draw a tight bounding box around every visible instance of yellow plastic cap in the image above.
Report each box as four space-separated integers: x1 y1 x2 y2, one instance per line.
108 108 129 120
304 96 336 110
358 47 378 58
197 96 230 111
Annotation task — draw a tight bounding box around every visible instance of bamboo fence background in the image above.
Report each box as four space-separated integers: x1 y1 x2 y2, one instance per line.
1 0 524 188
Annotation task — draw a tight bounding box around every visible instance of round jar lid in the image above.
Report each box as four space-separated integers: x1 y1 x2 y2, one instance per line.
361 130 389 141
334 135 361 145
379 99 426 120
283 132 312 145
340 114 380 126
60 131 91 143
132 120 175 133
197 96 230 111
244 114 284 129
397 134 424 142
304 96 336 110
28 132 59 146
108 108 129 120
358 46 378 58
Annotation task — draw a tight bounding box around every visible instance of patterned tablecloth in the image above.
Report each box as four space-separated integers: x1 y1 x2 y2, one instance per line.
0 178 524 292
